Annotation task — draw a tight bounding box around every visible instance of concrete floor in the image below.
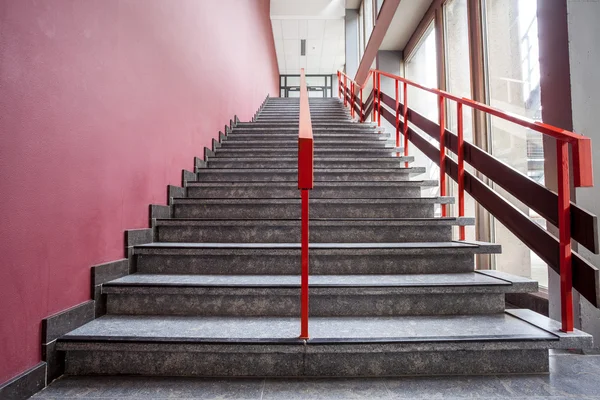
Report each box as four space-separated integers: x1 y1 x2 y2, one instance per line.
31 353 600 399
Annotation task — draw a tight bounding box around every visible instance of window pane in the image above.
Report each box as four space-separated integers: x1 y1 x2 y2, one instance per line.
405 23 440 202
444 0 477 241
484 0 546 287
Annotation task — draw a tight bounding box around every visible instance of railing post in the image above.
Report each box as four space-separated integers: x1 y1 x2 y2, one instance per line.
360 87 364 122
351 82 355 119
403 82 409 168
300 189 310 339
344 75 348 107
377 72 381 127
372 72 377 122
457 102 465 240
395 80 399 156
557 140 574 332
439 95 447 217
337 71 341 99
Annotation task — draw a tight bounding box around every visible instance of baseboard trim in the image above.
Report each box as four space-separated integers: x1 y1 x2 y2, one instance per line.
0 362 46 400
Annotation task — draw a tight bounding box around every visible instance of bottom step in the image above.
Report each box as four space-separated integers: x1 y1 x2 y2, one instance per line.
58 310 591 377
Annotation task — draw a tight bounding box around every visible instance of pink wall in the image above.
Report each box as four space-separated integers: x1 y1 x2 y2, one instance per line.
0 0 279 383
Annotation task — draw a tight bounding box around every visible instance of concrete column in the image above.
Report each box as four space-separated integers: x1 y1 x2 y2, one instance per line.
345 9 359 77
566 0 600 353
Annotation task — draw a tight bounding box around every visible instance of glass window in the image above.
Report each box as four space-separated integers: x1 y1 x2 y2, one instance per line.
359 3 364 58
405 22 440 203
444 0 477 241
484 0 546 287
364 0 374 46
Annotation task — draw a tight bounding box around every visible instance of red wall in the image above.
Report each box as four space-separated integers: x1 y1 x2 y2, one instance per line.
0 0 279 383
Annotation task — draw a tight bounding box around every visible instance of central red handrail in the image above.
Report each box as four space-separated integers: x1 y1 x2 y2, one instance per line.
298 68 314 339
338 68 595 333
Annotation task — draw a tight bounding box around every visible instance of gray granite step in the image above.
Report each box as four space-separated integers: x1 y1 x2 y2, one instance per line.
213 147 405 158
102 272 537 317
185 181 435 199
196 167 425 182
155 218 471 243
171 197 453 219
225 133 389 142
56 310 591 376
206 157 413 169
220 140 393 148
134 241 500 275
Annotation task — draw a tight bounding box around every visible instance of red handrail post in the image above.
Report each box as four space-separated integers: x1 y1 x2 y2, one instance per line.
300 189 310 339
344 75 348 107
360 87 364 122
298 69 314 340
457 103 465 240
337 71 341 99
377 72 381 127
403 82 409 168
557 140 574 332
372 72 377 122
395 79 400 156
439 95 447 217
351 82 355 119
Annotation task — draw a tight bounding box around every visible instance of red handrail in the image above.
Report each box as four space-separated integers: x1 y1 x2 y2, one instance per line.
298 68 314 339
339 68 595 333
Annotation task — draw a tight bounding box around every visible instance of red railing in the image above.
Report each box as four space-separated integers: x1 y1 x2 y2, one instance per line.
338 68 596 333
298 68 314 339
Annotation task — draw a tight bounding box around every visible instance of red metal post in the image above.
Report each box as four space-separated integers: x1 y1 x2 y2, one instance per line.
403 82 409 168
557 140 574 332
344 75 348 107
337 71 341 99
377 73 381 127
360 87 364 122
372 72 376 122
300 189 310 339
351 82 355 119
395 79 399 156
457 102 465 240
439 95 447 217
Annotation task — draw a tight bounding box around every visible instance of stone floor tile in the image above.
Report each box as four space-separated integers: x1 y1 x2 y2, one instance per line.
262 378 391 399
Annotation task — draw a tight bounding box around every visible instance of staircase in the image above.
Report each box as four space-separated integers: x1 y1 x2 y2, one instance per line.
56 97 590 377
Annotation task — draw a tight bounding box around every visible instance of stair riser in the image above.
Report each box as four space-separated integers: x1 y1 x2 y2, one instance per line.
186 186 422 198
196 171 417 182
220 141 392 148
228 131 382 136
213 150 404 158
105 292 505 317
135 250 475 275
172 203 435 219
225 135 387 142
206 160 410 169
256 117 349 121
157 224 451 243
61 347 549 376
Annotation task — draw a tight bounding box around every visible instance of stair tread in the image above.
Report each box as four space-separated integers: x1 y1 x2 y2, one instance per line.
172 197 454 204
104 272 530 288
155 217 473 226
135 241 498 251
59 311 587 345
186 181 438 187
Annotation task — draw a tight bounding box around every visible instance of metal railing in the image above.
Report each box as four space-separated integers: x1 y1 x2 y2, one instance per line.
338 68 597 333
298 68 314 339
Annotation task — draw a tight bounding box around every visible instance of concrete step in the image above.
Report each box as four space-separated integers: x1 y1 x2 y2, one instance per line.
229 129 382 135
220 140 393 148
171 197 453 219
155 218 472 243
57 310 591 376
224 133 389 142
133 241 500 275
236 122 376 128
185 181 436 199
102 272 536 317
213 148 405 158
196 168 425 182
206 157 413 169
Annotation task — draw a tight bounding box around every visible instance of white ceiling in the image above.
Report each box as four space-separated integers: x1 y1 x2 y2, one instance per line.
380 0 435 51
271 0 346 75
